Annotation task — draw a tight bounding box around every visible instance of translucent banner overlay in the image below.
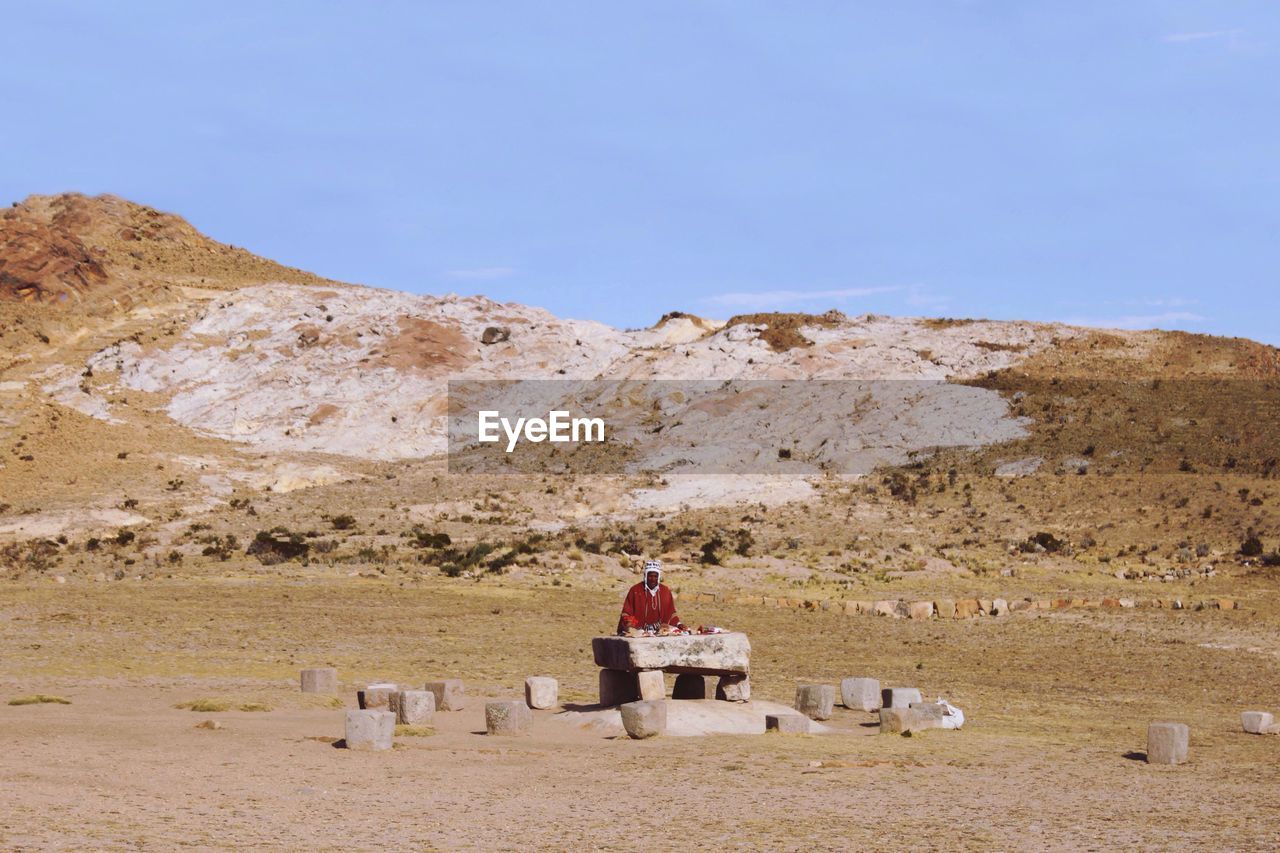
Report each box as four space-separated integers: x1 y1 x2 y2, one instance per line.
446 378 1280 476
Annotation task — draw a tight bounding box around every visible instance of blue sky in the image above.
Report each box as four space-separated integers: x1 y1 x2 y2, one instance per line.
4 2 1278 343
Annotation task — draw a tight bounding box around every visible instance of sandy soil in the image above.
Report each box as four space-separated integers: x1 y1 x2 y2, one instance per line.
2 578 1278 850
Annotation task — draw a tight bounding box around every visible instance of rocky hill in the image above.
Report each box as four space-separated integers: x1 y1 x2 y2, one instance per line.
1 193 1278 588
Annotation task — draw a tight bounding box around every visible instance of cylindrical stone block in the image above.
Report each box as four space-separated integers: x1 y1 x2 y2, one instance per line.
716 673 750 703
620 700 667 738
524 676 559 710
425 679 465 711
933 599 956 619
599 669 640 706
345 710 395 751
395 690 435 725
671 674 707 700
300 667 337 694
840 677 880 711
485 700 533 735
1241 711 1274 734
794 684 835 721
637 670 665 700
881 687 922 708
766 713 809 734
358 683 398 710
1147 722 1189 765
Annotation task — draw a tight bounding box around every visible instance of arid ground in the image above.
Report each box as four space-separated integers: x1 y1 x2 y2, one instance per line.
2 576 1278 850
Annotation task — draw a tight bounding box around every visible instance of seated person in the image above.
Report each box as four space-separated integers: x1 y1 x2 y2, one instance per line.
617 560 685 635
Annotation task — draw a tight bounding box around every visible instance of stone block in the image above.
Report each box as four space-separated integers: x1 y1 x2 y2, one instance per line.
990 598 1009 616
637 670 666 700
955 599 981 618
1147 722 1189 765
344 710 394 751
599 669 640 706
794 684 835 721
715 673 750 702
873 600 900 618
300 667 337 694
1242 711 1274 734
358 683 398 710
394 690 435 725
672 674 708 700
879 706 919 734
909 701 946 730
933 599 956 619
425 679 465 711
591 633 750 674
908 601 934 620
881 687 922 708
1009 599 1032 612
620 700 667 738
524 676 558 710
839 677 880 712
485 700 532 735
766 713 809 734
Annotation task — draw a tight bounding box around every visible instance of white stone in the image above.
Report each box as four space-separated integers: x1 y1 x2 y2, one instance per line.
524 676 558 710
637 670 665 700
839 677 880 711
345 710 394 751
359 683 398 710
766 713 809 734
794 684 835 721
1242 711 1274 734
395 690 435 725
1147 722 1189 765
620 700 667 738
425 679 465 711
881 687 922 708
715 673 750 702
300 667 337 694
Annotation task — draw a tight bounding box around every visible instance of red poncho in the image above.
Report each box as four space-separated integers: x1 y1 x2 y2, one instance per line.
617 582 681 633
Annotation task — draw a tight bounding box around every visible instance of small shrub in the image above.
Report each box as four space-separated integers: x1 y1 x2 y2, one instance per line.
331 514 357 530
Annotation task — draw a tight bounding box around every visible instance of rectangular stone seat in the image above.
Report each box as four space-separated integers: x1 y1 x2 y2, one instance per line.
591 633 750 675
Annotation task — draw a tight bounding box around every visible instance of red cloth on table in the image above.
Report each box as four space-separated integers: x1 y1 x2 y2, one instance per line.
617 582 680 633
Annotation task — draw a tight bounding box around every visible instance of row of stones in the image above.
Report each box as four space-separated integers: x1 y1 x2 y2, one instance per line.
301 669 563 750
684 591 1241 618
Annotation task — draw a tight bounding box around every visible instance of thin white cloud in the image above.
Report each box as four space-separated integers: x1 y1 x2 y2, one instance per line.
904 284 950 311
444 266 516 281
701 286 901 310
1061 311 1207 331
1162 29 1243 44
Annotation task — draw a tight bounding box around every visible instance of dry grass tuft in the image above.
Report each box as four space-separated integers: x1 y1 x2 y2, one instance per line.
8 694 71 706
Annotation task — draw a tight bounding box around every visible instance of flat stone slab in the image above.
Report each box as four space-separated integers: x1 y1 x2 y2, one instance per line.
592 633 750 675
557 700 838 738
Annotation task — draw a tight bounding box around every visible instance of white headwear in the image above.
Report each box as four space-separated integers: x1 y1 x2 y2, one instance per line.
642 559 662 593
